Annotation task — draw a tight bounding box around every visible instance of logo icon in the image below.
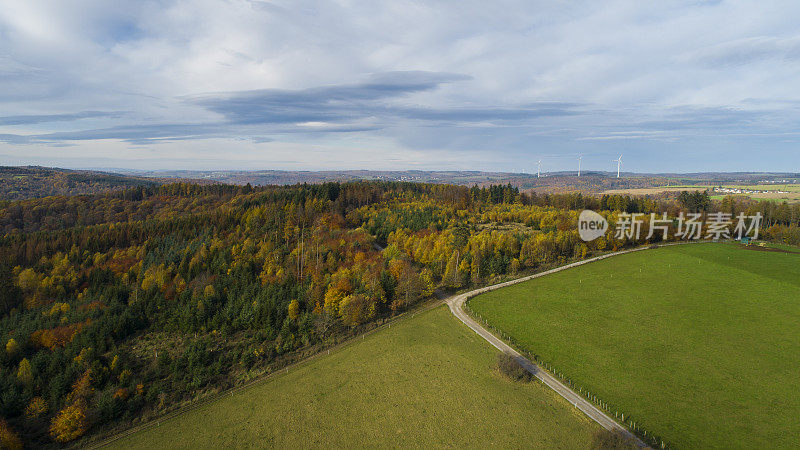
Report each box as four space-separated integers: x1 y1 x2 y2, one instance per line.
578 210 608 241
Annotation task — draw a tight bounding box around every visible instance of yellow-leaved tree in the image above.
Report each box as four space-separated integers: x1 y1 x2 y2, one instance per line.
287 299 300 321
338 294 374 327
25 396 48 419
16 358 33 386
49 400 87 443
5 338 19 356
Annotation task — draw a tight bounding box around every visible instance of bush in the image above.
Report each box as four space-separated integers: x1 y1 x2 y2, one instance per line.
496 353 531 382
590 429 639 450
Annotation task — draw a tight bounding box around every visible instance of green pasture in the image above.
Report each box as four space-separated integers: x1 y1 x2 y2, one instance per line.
113 307 598 449
470 243 800 448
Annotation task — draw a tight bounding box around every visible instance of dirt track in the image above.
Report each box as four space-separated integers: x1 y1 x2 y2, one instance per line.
444 247 659 447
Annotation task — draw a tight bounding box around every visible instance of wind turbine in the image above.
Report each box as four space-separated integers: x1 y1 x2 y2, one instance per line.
537 159 542 178
613 154 623 178
577 155 582 177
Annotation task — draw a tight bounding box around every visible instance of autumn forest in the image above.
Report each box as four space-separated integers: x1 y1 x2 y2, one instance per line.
0 180 798 447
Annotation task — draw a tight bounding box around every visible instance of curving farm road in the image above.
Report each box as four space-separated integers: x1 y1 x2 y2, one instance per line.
444 247 651 447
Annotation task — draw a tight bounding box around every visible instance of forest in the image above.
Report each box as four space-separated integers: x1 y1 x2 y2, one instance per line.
0 180 798 447
0 167 165 202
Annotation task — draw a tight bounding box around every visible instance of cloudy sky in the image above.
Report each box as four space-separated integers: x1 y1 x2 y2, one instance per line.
1 0 800 173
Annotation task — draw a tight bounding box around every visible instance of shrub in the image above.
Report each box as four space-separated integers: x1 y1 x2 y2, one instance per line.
590 429 639 450
496 353 531 382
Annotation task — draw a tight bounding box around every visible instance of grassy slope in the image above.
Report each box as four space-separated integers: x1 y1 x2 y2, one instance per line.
470 243 800 449
113 306 598 449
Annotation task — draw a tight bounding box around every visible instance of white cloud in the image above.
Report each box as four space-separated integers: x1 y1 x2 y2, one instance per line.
1 0 800 172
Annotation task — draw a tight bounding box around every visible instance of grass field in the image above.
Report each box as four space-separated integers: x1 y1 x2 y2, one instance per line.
112 306 599 449
724 184 800 192
469 243 800 448
709 193 798 201
602 186 711 195
605 184 800 202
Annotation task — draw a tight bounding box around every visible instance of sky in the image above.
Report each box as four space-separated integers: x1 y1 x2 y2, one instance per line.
1 0 800 173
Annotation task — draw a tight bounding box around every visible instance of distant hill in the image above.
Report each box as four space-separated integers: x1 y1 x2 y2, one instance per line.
115 168 800 193
4 166 798 200
0 166 166 200
117 168 638 191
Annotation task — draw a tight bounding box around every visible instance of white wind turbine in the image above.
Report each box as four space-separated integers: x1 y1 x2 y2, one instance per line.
577 155 582 177
537 159 542 178
613 154 623 178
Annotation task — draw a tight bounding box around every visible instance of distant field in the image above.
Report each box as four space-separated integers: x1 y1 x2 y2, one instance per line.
602 185 709 195
605 184 800 202
469 243 800 448
718 184 800 202
711 194 800 203
715 191 800 202
112 306 598 449
725 184 800 192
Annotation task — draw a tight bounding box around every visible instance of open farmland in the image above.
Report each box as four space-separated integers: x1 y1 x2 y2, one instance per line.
111 306 599 449
601 185 709 195
603 184 800 202
469 243 800 448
